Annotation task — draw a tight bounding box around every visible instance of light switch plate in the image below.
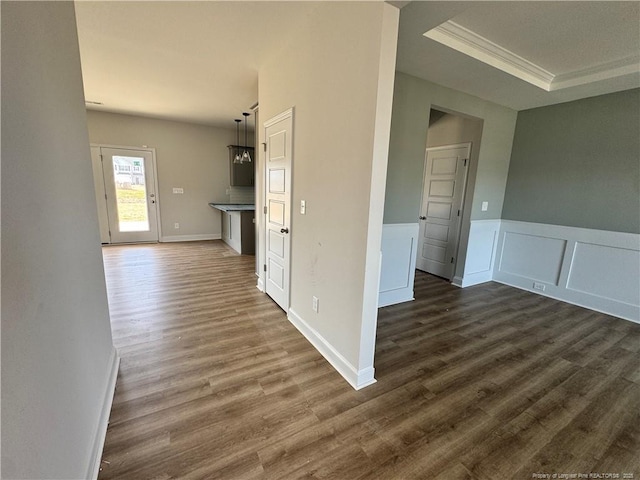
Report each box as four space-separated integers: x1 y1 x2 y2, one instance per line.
300 200 306 215
173 187 184 194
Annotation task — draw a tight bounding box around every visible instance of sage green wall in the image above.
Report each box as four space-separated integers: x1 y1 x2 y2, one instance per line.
384 72 517 224
502 89 640 234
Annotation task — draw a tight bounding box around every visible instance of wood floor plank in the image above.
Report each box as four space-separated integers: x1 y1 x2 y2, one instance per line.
98 242 640 479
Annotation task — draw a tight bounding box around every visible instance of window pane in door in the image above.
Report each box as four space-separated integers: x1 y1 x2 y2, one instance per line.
112 155 150 232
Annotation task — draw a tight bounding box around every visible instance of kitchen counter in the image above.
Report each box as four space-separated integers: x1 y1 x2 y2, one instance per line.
209 203 255 255
209 203 255 212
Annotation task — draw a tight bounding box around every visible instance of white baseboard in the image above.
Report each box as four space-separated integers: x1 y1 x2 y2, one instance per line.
88 347 120 479
256 277 265 292
453 271 494 288
460 270 494 287
160 233 221 243
288 308 376 390
379 223 419 307
379 291 414 307
494 221 639 324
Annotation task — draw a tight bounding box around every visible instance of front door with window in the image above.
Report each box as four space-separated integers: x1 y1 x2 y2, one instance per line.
92 146 159 244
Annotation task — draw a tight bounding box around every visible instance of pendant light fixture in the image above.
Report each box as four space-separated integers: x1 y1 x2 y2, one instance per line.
233 119 242 164
241 112 252 163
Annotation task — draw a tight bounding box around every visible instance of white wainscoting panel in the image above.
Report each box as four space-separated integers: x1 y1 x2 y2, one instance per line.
494 221 640 323
454 219 500 287
379 223 419 307
499 232 566 284
567 242 640 306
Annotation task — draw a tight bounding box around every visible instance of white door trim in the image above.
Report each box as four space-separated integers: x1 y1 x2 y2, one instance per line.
90 143 162 244
424 142 472 152
263 108 294 129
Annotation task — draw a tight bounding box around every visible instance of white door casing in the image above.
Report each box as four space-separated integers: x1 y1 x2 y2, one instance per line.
264 109 293 312
416 143 470 280
94 146 160 244
90 146 111 244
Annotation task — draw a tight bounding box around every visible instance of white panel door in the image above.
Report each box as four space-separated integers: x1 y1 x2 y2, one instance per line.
100 147 159 244
264 110 293 312
417 143 470 280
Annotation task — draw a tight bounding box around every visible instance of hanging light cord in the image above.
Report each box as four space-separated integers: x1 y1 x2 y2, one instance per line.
233 119 242 164
241 112 252 163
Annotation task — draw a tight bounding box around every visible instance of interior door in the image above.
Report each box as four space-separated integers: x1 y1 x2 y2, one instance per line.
100 147 159 244
416 143 470 280
264 110 293 312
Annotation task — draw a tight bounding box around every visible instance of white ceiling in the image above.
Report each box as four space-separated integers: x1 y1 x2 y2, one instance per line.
397 1 640 110
75 1 640 126
75 1 317 127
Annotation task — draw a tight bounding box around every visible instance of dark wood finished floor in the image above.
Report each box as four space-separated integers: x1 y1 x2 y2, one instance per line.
98 241 640 480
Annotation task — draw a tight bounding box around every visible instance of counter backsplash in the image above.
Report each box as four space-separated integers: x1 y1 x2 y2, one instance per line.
229 186 255 205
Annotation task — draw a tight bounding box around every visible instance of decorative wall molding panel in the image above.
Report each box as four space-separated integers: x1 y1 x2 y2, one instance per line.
454 219 501 288
494 220 640 323
379 223 419 307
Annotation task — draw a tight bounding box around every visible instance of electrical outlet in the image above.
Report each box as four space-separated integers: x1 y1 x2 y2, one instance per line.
481 201 489 211
174 223 180 229
173 187 184 194
533 282 545 292
312 296 319 313
225 188 230 195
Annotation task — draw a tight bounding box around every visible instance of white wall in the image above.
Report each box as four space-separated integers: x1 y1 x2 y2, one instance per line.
258 2 399 388
2 2 117 478
86 111 242 241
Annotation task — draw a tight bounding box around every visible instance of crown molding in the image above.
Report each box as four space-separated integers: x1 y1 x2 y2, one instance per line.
551 55 640 91
424 20 640 93
424 20 554 90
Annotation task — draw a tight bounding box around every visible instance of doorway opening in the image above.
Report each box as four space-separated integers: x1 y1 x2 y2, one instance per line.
416 108 484 281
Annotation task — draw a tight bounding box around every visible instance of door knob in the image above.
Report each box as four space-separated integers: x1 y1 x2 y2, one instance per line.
419 216 426 220
280 228 289 234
